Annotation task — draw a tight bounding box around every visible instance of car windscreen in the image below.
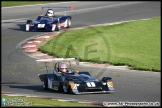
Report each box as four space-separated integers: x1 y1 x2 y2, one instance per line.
41 16 53 21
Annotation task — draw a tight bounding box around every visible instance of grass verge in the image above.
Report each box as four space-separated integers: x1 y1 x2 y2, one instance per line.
1 94 96 107
39 16 160 72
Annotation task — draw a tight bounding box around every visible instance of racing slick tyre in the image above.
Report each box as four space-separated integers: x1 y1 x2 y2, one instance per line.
43 76 48 90
102 77 112 82
66 18 71 28
26 20 32 24
63 80 70 93
63 80 74 94
55 23 60 31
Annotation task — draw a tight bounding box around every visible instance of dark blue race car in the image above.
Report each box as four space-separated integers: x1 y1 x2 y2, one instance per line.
37 58 115 94
26 6 73 32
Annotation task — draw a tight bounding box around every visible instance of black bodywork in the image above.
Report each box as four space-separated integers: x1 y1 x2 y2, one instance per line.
38 62 115 94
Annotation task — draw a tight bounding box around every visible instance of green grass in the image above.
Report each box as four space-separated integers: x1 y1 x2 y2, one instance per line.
39 16 160 72
2 1 58 7
2 94 95 107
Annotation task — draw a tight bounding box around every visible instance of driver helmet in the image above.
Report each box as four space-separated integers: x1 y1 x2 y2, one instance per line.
59 63 67 73
47 9 54 17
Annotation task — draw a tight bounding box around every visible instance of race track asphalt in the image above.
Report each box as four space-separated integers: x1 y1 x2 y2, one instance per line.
2 1 161 105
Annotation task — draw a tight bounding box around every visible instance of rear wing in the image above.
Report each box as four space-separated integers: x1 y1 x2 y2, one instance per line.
36 58 79 73
36 58 79 65
42 6 74 16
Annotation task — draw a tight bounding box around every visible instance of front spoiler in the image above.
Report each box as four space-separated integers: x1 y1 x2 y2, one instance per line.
74 90 115 94
26 24 56 31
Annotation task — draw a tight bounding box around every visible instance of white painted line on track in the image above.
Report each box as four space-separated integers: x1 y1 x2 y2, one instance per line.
71 18 150 30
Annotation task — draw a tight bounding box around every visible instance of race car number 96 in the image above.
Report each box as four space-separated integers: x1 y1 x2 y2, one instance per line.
38 24 45 28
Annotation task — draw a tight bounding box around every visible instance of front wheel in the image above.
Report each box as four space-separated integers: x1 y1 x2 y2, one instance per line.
43 76 48 90
66 18 71 28
63 80 70 93
63 80 75 94
55 23 60 31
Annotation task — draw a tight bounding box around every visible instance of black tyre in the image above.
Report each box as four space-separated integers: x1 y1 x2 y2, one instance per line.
102 77 112 82
66 18 71 28
26 20 32 24
63 80 75 94
55 23 60 31
63 80 70 93
43 76 48 90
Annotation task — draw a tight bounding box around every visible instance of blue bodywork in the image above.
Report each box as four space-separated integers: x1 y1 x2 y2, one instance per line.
26 15 71 31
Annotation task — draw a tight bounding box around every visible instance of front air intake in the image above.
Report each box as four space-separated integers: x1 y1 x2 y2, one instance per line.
86 87 102 92
36 28 46 31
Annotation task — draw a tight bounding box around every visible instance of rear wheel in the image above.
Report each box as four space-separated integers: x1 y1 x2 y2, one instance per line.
26 20 32 24
26 20 32 31
43 76 48 90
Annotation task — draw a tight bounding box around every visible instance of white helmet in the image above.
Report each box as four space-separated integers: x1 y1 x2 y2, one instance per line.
59 63 67 73
47 9 54 17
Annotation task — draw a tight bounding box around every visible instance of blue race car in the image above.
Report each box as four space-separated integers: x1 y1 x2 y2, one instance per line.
26 6 73 32
37 58 115 94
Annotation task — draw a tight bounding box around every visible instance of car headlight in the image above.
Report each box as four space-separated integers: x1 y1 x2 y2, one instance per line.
107 81 114 87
